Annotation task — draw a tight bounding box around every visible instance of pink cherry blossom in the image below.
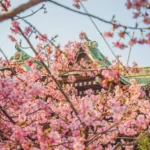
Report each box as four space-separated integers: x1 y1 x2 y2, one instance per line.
10 20 19 34
104 32 113 38
143 16 150 24
24 26 32 36
67 75 76 83
1 0 150 147
138 39 146 44
8 35 16 42
73 0 87 9
36 34 48 42
1 0 11 11
125 0 132 9
129 38 137 46
36 43 43 51
113 41 127 49
146 33 150 39
79 32 87 40
133 12 140 18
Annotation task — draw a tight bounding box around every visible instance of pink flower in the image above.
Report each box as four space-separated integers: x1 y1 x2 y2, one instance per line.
112 105 126 114
13 127 25 142
115 85 122 97
129 38 137 46
143 17 150 24
146 39 150 44
67 75 76 83
46 44 52 54
18 114 26 122
24 26 32 36
4 0 11 9
113 41 127 49
138 39 145 44
11 20 19 34
125 145 134 150
132 61 138 66
146 33 150 39
36 43 43 51
73 0 87 9
1 0 11 11
106 144 113 150
81 43 90 54
113 24 119 30
48 131 61 143
8 35 16 42
104 32 113 38
116 55 121 59
73 2 80 9
26 59 33 66
131 0 148 10
11 20 19 28
130 79 137 85
73 138 85 150
125 0 132 9
37 34 48 42
79 32 86 40
10 27 19 34
133 12 140 18
118 31 126 38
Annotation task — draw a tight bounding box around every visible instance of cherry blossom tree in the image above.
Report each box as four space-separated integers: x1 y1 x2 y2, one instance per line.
0 0 150 150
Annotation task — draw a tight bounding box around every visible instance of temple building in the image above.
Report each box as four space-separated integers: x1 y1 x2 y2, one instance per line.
2 38 150 97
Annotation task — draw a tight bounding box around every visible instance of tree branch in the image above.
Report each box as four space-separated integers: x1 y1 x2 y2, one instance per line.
48 0 149 30
0 105 16 124
0 0 46 22
0 0 148 31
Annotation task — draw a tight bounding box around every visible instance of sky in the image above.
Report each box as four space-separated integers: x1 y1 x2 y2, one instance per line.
0 0 150 67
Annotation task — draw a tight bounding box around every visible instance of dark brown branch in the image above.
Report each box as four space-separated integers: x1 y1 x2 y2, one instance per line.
0 0 46 22
0 105 16 124
48 0 149 31
0 48 8 61
0 0 148 31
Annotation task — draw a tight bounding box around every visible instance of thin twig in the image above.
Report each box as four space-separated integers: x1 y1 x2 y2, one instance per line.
85 123 117 146
49 0 149 31
14 4 45 20
113 130 149 150
0 48 8 61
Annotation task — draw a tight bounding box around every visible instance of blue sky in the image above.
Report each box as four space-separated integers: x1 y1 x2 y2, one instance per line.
0 0 149 67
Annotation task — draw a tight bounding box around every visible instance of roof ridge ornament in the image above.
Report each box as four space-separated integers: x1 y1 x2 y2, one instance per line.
79 32 98 49
84 38 98 49
15 44 21 52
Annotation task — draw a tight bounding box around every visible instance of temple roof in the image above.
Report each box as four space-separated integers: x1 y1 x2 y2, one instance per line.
83 38 150 86
10 40 150 86
84 39 129 85
10 45 42 70
124 67 150 85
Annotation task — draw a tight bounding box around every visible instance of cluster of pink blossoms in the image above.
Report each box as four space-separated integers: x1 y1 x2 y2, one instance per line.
0 0 10 11
102 0 150 50
125 0 150 24
125 0 148 10
0 36 150 150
